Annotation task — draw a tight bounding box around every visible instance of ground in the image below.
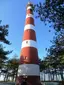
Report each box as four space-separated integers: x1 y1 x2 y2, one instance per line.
0 82 59 85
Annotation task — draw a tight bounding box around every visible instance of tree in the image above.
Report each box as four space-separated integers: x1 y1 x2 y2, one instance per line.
39 30 64 81
35 1 64 83
0 45 11 68
39 59 47 72
46 31 64 81
35 0 64 32
0 21 12 81
6 55 19 81
0 21 10 44
0 44 12 81
0 21 11 67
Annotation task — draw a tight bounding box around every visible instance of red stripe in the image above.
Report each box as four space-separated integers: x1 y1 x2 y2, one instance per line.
26 9 33 14
23 29 36 41
16 76 41 85
25 17 34 25
20 47 39 64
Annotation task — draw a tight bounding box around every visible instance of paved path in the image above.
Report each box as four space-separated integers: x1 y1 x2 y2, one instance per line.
0 82 15 85
0 82 59 85
41 82 59 85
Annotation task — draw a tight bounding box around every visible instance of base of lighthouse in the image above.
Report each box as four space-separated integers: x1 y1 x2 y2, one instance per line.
16 76 42 85
16 64 42 85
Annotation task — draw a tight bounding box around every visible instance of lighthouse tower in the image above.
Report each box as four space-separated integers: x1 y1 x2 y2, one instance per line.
16 2 42 85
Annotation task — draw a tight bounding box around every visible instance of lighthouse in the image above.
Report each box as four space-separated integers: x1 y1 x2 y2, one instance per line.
16 2 42 85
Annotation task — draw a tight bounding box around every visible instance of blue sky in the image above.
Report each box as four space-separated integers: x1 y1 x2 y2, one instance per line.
0 0 55 59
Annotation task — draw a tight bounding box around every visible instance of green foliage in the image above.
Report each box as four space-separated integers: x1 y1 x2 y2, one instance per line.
0 21 10 44
6 55 19 81
7 56 19 71
39 59 47 71
39 31 64 80
35 0 64 72
47 31 64 68
0 21 12 71
35 0 64 31
0 44 12 69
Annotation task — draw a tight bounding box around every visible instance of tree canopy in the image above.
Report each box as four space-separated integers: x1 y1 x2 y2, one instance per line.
35 1 64 82
35 0 64 32
0 21 12 71
0 21 10 44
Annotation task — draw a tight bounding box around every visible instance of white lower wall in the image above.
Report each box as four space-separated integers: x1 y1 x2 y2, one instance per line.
18 64 40 76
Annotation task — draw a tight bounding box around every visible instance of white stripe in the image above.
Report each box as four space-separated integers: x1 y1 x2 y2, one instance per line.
21 40 37 48
27 6 32 10
26 14 33 19
24 24 35 31
18 64 40 76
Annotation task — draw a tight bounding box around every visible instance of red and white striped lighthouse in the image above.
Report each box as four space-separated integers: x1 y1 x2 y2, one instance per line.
16 2 42 85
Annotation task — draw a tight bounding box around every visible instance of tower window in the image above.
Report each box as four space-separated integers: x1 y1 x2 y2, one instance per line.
26 41 28 43
24 56 28 60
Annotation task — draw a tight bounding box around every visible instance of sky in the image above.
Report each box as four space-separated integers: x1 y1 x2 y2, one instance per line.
0 0 55 59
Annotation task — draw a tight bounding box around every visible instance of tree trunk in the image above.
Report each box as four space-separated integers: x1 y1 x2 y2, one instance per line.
60 69 64 81
15 68 18 82
4 74 7 81
48 73 50 81
6 73 8 81
52 73 54 80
